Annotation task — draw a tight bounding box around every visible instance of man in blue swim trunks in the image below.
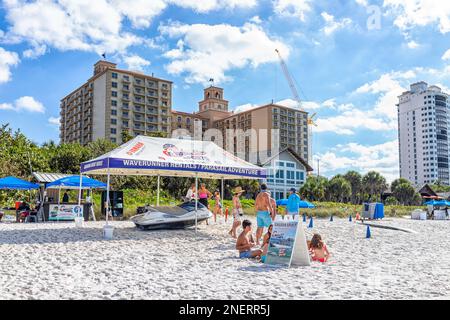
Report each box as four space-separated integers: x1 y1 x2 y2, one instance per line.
236 220 262 259
255 183 273 246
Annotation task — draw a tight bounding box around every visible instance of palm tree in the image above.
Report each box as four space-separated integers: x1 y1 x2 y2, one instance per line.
343 171 362 204
362 171 387 202
328 175 352 203
300 175 329 201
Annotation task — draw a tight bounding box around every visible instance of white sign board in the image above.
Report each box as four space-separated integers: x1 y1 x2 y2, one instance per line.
265 221 310 267
49 204 83 221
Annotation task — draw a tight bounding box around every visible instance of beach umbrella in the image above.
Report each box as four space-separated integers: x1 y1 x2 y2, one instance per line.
46 175 106 189
276 199 315 209
0 176 39 190
299 201 315 209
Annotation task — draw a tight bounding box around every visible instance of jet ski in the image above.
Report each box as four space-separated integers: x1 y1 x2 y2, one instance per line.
130 201 213 230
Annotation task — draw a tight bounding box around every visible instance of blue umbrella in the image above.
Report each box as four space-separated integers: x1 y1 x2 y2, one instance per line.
46 175 106 189
425 200 450 206
299 201 315 209
275 199 315 209
0 176 39 190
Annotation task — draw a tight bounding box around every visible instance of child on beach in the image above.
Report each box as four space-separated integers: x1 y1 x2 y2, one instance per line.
236 220 262 259
308 234 330 263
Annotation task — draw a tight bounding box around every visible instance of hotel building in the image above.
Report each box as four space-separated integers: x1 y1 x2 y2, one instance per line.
398 82 450 186
60 60 173 145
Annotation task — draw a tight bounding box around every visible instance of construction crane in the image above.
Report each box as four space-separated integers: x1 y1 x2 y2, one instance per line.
275 48 317 165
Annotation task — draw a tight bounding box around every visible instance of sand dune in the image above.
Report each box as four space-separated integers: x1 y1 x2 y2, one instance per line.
1 217 449 300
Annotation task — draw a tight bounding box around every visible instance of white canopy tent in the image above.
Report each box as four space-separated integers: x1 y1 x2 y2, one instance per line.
79 136 266 232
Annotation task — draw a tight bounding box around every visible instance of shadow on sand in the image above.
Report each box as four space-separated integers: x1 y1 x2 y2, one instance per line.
0 222 215 245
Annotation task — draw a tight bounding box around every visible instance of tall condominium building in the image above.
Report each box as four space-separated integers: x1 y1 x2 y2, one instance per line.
398 82 450 186
60 61 173 145
172 86 310 164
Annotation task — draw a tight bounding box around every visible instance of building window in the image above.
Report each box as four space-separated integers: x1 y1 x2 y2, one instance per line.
111 119 117 125
111 100 117 107
112 73 118 79
112 91 118 97
111 128 117 134
111 110 117 116
112 82 118 88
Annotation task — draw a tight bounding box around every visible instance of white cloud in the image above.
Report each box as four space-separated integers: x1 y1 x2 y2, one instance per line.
171 0 257 13
232 97 335 114
315 140 399 182
23 44 47 59
355 70 416 120
160 21 289 84
0 103 14 110
314 105 397 135
48 116 61 126
321 12 352 36
123 55 151 71
233 103 260 113
384 0 450 34
407 40 420 49
443 49 450 61
2 0 260 57
0 47 20 84
14 96 45 113
2 0 141 55
273 0 312 21
1 96 45 113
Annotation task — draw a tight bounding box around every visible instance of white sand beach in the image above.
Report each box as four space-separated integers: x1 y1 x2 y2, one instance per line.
1 217 449 300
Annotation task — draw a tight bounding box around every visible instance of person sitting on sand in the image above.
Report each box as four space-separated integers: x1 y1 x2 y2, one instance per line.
260 224 273 263
228 187 245 238
236 220 262 259
308 234 330 263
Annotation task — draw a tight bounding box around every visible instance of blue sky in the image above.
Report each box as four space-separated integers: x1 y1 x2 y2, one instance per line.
1 0 450 181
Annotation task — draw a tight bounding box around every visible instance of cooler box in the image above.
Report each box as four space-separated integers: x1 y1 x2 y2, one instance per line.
411 209 427 220
434 210 447 220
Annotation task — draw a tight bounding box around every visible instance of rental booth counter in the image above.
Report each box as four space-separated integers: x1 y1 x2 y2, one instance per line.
43 175 106 221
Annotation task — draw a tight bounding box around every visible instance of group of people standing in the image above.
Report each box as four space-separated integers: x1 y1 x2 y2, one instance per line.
185 182 330 263
185 183 223 223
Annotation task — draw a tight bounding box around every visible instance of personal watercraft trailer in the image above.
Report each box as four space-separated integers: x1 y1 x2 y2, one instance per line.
80 136 266 232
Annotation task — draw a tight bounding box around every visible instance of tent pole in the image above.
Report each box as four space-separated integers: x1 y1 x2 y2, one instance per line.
78 174 82 206
106 170 111 226
157 175 160 207
195 174 198 234
221 178 224 218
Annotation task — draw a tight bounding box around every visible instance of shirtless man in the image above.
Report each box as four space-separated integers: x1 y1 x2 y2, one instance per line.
255 183 273 246
236 220 262 259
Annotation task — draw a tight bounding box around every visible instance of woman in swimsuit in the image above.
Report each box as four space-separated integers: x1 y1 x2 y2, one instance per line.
260 224 273 263
228 187 245 238
309 234 330 263
198 183 212 225
213 190 223 223
198 183 212 209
